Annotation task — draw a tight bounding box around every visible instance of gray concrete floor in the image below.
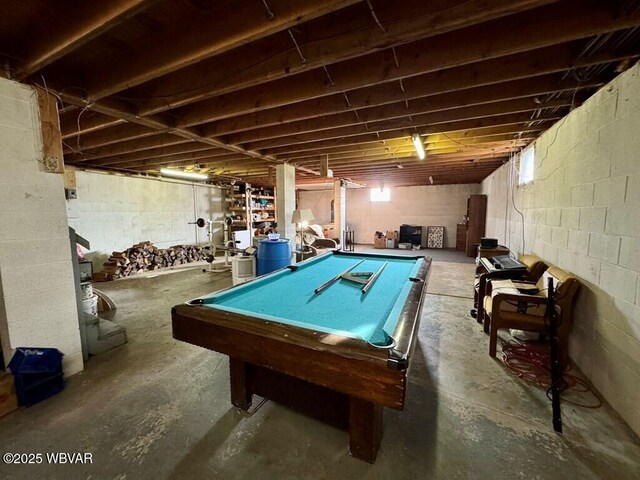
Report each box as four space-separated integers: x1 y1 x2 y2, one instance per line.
1 250 639 479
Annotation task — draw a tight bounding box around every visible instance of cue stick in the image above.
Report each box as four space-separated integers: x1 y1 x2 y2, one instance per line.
314 259 365 294
361 261 387 294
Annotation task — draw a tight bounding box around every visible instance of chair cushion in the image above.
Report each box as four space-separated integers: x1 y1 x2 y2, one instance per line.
485 280 546 317
307 224 325 238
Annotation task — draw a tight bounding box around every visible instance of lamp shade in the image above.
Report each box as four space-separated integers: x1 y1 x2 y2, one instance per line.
291 208 314 224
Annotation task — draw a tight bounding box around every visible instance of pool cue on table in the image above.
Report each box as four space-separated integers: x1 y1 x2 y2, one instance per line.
361 261 388 294
314 259 365 294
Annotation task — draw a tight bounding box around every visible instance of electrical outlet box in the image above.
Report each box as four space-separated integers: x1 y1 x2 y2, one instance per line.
65 188 77 200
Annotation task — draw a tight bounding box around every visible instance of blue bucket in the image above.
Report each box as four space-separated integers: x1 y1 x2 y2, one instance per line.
257 239 291 276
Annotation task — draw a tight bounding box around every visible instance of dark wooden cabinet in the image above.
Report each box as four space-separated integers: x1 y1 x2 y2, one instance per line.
456 224 466 251
465 195 487 257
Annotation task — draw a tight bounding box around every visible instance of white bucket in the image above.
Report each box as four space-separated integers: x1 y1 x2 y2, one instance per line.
80 283 93 300
82 294 98 316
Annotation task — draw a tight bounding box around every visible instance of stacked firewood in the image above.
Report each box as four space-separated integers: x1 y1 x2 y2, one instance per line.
98 242 206 280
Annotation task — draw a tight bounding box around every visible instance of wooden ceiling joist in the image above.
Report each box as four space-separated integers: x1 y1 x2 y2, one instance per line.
201 73 600 138
65 135 190 163
93 146 234 168
260 124 548 157
60 110 125 139
129 0 558 115
78 142 225 167
11 0 159 79
175 0 640 127
244 111 565 151
64 122 159 152
5 0 640 185
289 136 531 160
224 96 577 145
77 0 363 101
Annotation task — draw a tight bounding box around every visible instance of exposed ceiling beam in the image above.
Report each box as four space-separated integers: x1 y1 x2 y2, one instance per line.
60 111 124 139
262 123 549 156
65 135 190 162
12 0 158 79
78 143 226 166
65 122 159 152
224 93 580 145
82 0 362 100
118 152 251 171
61 44 637 137
131 0 558 115
201 73 598 138
244 107 568 151
54 90 283 164
290 137 532 164
175 0 640 127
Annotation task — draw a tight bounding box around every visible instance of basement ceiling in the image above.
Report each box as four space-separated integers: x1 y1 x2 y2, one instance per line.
1 0 640 187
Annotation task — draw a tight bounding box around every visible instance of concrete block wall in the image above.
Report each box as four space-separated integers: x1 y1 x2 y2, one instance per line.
0 78 83 375
481 63 640 436
339 184 478 247
296 189 334 225
67 171 225 270
299 184 479 246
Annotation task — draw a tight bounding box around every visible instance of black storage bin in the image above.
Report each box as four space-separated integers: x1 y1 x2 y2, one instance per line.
8 348 64 406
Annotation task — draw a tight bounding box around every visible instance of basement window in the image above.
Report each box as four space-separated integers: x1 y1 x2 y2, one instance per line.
370 187 390 202
519 145 535 185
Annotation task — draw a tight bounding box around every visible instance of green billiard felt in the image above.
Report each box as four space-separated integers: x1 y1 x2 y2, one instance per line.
200 253 423 346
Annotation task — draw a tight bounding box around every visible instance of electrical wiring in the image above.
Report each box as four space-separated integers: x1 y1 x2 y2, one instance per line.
509 149 526 254
441 132 521 154
501 339 602 409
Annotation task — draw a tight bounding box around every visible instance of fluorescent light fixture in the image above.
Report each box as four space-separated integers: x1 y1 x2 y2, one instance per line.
160 168 208 181
412 133 426 160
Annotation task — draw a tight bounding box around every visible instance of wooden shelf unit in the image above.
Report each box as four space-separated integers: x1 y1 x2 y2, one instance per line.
227 184 277 239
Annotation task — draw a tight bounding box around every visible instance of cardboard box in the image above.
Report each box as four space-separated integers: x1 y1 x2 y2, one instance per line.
0 373 18 418
386 230 399 240
374 234 386 248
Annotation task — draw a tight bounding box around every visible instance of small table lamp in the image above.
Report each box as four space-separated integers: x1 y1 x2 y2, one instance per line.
291 208 314 250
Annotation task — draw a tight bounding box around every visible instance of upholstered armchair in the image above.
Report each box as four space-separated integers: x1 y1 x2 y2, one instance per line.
473 254 548 331
482 267 580 370
301 224 339 250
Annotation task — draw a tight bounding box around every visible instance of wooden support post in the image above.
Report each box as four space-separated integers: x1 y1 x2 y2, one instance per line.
320 156 329 177
35 86 64 173
334 180 346 248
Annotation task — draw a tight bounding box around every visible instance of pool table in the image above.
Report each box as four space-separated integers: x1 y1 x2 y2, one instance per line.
172 251 431 463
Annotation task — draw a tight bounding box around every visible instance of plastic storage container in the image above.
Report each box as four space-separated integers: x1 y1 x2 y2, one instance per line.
256 239 291 276
8 348 64 406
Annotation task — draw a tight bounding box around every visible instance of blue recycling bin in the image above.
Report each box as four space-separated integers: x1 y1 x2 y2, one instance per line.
8 348 64 406
256 239 291 275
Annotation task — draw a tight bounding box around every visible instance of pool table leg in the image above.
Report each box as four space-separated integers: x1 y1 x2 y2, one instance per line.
349 397 383 463
229 358 252 410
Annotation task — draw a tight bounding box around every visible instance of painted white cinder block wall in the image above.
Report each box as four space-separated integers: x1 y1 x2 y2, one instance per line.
299 184 479 247
481 63 640 436
66 171 226 271
0 78 83 376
